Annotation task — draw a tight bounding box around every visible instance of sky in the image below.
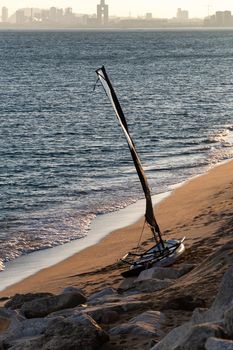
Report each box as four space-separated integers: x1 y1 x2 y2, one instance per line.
2 0 233 18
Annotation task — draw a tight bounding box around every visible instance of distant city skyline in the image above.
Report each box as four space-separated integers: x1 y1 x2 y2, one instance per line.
2 0 233 18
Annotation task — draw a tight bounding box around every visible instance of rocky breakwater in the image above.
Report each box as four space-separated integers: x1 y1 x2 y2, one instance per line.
151 263 233 350
1 242 233 349
0 262 195 350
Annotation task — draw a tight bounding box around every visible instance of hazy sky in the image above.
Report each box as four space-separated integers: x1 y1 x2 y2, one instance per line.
2 0 233 18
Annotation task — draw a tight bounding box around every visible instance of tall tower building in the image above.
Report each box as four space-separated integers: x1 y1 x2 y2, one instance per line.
16 9 25 24
49 7 57 22
1 6 8 22
177 8 189 21
97 0 109 25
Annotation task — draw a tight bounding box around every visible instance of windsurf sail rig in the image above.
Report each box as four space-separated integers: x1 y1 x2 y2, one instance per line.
96 66 163 247
95 66 185 277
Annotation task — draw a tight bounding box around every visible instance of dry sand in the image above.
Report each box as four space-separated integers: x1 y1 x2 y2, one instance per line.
0 160 233 300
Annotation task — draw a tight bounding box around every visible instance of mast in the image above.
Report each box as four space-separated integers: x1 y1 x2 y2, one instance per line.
96 66 164 247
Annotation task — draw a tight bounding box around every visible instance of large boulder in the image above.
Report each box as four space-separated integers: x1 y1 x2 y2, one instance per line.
8 314 109 350
62 286 83 294
0 308 24 335
109 310 165 336
118 277 136 292
21 292 86 318
178 264 196 277
5 293 53 310
150 264 233 350
192 264 233 325
137 267 180 281
1 317 54 346
133 279 172 293
173 323 224 350
161 295 206 311
224 306 233 337
88 288 119 305
205 337 233 350
88 288 117 301
84 300 152 323
151 322 224 350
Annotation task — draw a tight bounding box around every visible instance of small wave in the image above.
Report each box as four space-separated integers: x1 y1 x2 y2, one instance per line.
147 161 209 173
209 128 230 141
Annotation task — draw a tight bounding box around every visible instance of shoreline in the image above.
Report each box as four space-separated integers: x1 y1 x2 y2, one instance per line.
0 191 170 292
0 158 232 297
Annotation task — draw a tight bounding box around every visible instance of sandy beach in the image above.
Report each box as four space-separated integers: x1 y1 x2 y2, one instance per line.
0 159 232 299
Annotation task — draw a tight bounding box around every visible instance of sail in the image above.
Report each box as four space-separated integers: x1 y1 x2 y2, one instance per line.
96 66 163 245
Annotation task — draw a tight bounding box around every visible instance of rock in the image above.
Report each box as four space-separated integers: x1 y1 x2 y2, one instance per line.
84 300 152 323
174 323 225 350
89 295 122 306
100 311 120 324
21 292 86 318
9 314 109 350
161 295 206 311
88 288 120 306
69 309 119 326
62 286 83 294
192 264 233 325
46 307 85 319
1 317 53 343
133 279 172 293
210 264 233 319
205 337 233 350
0 297 10 303
118 265 195 292
137 267 180 282
178 264 196 277
0 308 24 335
0 309 60 349
151 322 224 350
224 306 233 337
109 310 165 336
88 288 116 301
5 293 53 310
118 277 136 291
4 336 42 350
149 322 188 350
0 317 11 333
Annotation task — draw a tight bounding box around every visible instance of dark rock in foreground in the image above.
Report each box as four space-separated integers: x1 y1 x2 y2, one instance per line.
161 295 206 311
151 264 233 350
109 310 165 336
21 292 87 318
205 337 233 350
7 314 109 350
5 293 53 310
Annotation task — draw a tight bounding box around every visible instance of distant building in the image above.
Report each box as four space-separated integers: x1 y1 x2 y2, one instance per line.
1 6 8 22
204 10 233 26
221 10 232 25
49 7 57 22
177 8 189 21
57 8 63 22
16 9 25 24
64 7 76 24
65 7 73 16
41 9 49 21
97 0 109 25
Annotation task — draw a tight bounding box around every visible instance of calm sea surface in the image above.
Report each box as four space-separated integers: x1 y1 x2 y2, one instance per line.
0 29 233 269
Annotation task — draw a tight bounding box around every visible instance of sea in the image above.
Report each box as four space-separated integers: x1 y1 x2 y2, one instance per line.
0 29 233 271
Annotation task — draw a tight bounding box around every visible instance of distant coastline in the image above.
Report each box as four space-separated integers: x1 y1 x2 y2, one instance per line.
1 24 233 31
0 24 204 29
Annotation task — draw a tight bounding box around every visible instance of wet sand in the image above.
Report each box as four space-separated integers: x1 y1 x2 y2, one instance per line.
0 160 233 298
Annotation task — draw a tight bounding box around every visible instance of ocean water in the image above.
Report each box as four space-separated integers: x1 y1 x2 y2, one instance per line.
0 29 233 270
